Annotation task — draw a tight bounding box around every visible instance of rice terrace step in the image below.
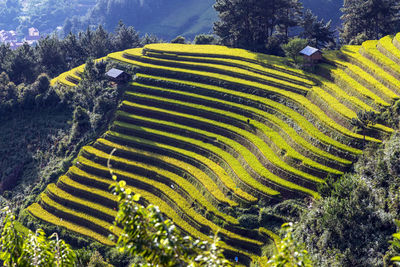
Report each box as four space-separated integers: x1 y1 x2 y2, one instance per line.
39 36 400 263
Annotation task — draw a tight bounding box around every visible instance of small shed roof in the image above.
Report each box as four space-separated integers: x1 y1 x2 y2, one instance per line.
300 46 320 56
106 68 125 78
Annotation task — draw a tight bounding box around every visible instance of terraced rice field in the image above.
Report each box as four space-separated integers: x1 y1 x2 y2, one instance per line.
40 36 400 263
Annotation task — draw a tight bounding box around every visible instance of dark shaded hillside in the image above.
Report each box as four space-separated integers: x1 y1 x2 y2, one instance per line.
74 0 216 40
74 0 342 41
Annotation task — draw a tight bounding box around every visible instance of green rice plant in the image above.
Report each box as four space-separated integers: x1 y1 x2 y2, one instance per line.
135 73 362 157
51 71 79 87
50 56 107 87
112 118 281 198
318 77 375 112
109 51 382 145
121 95 327 184
67 161 263 254
393 33 400 50
311 86 358 119
140 44 309 78
105 131 258 203
345 64 399 102
128 83 344 176
62 170 257 257
144 51 314 87
46 183 118 222
39 192 119 237
116 107 320 198
341 45 400 96
95 138 238 208
27 203 115 246
325 50 399 103
51 65 85 86
378 35 400 64
91 138 240 222
361 40 400 77
319 64 390 108
80 147 244 229
124 50 311 95
259 227 281 248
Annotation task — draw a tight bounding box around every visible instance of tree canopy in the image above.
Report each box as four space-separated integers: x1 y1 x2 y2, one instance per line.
213 0 303 51
340 0 400 44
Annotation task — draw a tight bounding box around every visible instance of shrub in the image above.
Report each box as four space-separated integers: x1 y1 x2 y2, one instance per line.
70 106 91 140
171 36 186 44
238 214 259 229
294 173 395 266
87 250 112 267
281 38 308 64
194 34 218 45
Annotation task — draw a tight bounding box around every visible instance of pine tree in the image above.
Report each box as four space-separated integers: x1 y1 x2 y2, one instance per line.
213 0 303 51
112 21 140 51
301 9 336 48
341 0 400 44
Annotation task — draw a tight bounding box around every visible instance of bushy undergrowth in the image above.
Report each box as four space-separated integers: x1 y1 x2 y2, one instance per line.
1 60 126 219
292 134 400 266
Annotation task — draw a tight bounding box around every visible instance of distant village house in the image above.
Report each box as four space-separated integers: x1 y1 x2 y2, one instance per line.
24 27 41 45
0 27 41 50
300 46 323 66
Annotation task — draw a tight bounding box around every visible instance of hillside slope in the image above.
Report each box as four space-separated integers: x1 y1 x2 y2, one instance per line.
30 36 400 264
80 0 216 40
75 0 341 40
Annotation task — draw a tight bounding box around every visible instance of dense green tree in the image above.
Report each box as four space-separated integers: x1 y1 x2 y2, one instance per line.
193 34 218 44
94 25 113 58
112 21 140 51
214 0 303 51
109 176 231 266
350 110 378 146
6 43 37 84
340 0 400 44
0 44 12 73
62 33 86 69
301 9 336 48
0 207 76 266
281 38 308 64
36 35 66 76
171 35 186 44
140 33 160 46
294 173 394 266
276 0 303 39
32 73 50 95
268 223 313 267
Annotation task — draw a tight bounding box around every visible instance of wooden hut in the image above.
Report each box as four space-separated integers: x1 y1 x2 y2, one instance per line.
300 46 322 66
105 68 132 84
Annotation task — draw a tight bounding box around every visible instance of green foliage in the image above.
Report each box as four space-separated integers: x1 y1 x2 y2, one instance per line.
0 207 76 267
70 106 91 140
194 34 218 45
350 110 378 145
113 21 140 51
171 36 186 44
340 0 400 44
87 250 112 267
268 223 313 267
214 0 303 51
294 172 395 266
301 9 335 48
238 214 259 229
281 38 308 64
109 176 231 266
